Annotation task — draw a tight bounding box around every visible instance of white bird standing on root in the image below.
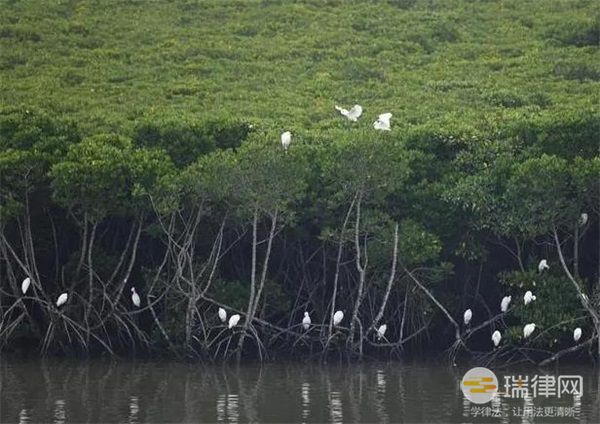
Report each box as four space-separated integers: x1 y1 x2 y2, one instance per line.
463 309 472 325
579 213 588 226
538 259 549 273
21 277 31 295
333 310 344 326
524 290 536 305
302 312 311 330
281 131 291 150
131 287 141 308
218 307 227 323
523 323 536 338
492 330 502 347
573 327 582 342
500 295 511 312
373 113 392 131
228 314 240 329
56 293 68 308
376 324 387 340
335 104 363 121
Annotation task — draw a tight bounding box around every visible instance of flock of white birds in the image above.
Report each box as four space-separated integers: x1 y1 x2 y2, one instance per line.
17 258 587 345
280 104 392 150
462 257 584 348
16 120 588 351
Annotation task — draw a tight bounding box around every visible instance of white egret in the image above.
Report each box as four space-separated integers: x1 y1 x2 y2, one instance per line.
492 330 501 347
21 277 31 295
500 295 511 312
579 213 588 226
131 287 141 308
333 310 344 326
335 104 363 121
538 259 549 272
56 293 68 308
218 307 227 323
281 131 291 150
524 290 536 305
463 309 472 325
373 113 392 131
573 327 582 342
228 314 240 329
523 323 536 338
302 312 311 330
376 324 387 340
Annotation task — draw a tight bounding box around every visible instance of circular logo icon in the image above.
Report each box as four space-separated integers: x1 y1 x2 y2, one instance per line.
461 367 498 404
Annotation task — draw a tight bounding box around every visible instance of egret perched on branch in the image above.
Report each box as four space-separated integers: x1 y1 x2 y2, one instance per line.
333 310 344 326
492 330 501 347
376 324 387 340
218 307 227 323
56 293 68 308
579 213 588 226
228 314 240 329
281 131 291 150
131 287 141 308
538 259 549 273
524 290 536 305
302 312 311 330
500 296 511 312
523 323 536 338
21 277 31 295
373 113 392 131
463 309 472 325
573 327 582 342
335 104 363 121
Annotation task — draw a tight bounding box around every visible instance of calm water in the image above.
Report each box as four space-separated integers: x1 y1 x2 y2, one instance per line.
0 358 598 423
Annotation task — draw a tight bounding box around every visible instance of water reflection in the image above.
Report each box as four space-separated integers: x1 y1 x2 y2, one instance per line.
226 394 239 423
216 394 226 422
521 394 534 424
53 399 66 424
301 382 310 422
374 369 388 423
0 359 597 423
18 409 29 424
128 396 139 424
328 391 343 423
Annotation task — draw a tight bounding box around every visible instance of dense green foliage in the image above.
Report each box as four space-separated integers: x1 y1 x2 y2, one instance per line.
0 0 598 362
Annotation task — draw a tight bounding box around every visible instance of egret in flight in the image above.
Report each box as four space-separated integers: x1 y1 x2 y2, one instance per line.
463 309 472 325
500 296 511 312
131 287 141 308
21 277 31 295
524 290 536 305
228 314 240 329
373 113 392 131
333 310 344 326
302 312 311 330
281 131 291 150
56 293 68 308
523 323 536 338
218 307 227 323
335 104 363 121
376 324 387 340
538 259 549 272
492 330 501 347
573 327 582 342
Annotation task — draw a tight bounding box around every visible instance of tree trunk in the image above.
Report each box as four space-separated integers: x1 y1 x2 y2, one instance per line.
372 222 399 327
349 195 366 346
237 208 259 361
329 193 358 337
